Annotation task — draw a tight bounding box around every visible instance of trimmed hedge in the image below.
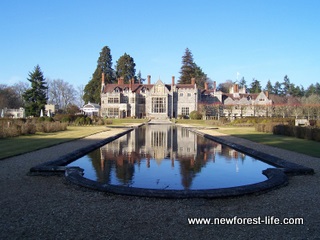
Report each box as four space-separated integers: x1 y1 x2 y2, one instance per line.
272 125 320 142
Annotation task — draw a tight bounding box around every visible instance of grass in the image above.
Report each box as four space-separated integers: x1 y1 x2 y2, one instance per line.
216 126 320 158
0 126 108 160
108 118 146 126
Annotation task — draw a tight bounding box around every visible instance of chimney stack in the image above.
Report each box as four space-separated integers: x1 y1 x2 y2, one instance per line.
205 82 208 90
213 81 216 91
191 78 195 85
130 77 134 89
172 76 175 86
118 77 124 85
147 75 151 85
101 72 105 93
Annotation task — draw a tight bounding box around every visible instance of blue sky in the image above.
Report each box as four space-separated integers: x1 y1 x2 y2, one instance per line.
1 0 319 89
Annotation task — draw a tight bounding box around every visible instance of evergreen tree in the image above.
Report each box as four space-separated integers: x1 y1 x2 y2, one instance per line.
249 78 262 93
136 70 145 84
83 46 115 104
194 65 209 89
239 77 247 90
179 48 196 84
23 65 48 116
83 68 103 104
98 46 115 84
264 80 274 94
282 75 292 95
115 53 136 83
273 81 283 95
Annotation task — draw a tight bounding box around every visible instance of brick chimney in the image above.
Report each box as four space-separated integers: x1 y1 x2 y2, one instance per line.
233 84 239 93
213 81 216 91
204 82 208 90
172 76 175 86
191 78 195 85
101 72 105 93
147 75 151 85
265 90 269 98
130 77 134 89
118 77 124 85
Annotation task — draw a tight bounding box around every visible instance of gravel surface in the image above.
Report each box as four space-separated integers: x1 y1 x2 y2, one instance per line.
1 127 319 239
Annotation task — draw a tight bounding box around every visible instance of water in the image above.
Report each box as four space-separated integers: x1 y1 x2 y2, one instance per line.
68 125 274 190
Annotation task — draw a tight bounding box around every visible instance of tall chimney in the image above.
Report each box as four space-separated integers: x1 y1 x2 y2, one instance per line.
205 82 208 90
147 75 151 85
191 78 195 85
101 72 105 93
213 81 216 91
172 76 175 86
130 77 134 89
265 90 269 98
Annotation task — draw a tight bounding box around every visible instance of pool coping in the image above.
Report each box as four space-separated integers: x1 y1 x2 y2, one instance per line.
29 125 314 199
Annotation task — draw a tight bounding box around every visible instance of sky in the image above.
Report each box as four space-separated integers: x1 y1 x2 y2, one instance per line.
1 0 319 90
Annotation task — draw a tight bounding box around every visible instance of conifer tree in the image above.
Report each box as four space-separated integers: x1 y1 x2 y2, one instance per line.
179 48 196 84
115 53 136 83
23 65 48 117
83 46 115 104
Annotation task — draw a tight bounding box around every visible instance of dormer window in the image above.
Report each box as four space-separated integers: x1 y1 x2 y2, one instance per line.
124 87 129 92
114 87 120 93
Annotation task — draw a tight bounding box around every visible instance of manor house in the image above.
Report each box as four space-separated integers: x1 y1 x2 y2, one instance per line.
100 73 272 119
101 75 199 119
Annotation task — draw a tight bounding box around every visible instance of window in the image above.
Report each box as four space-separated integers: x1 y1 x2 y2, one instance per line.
107 108 119 117
187 93 191 97
131 97 135 103
182 107 189 116
179 93 183 97
108 98 119 103
152 97 166 113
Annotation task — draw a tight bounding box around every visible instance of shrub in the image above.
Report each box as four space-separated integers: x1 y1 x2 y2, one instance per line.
189 111 203 120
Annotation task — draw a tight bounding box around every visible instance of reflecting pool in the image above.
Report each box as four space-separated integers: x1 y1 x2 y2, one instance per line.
68 125 274 190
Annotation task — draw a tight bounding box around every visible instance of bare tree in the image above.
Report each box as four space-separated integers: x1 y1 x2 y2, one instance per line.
47 79 77 111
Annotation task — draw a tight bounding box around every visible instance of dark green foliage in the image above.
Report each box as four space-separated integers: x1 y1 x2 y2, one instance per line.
22 65 48 117
190 111 203 120
249 78 262 93
273 125 320 142
83 46 115 104
178 48 209 89
83 68 103 104
115 53 136 83
179 48 195 84
74 116 92 125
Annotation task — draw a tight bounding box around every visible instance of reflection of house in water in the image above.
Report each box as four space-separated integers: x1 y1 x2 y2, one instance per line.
96 125 245 189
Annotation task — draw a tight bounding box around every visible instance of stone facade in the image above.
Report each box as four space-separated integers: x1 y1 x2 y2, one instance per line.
101 75 199 119
101 73 273 119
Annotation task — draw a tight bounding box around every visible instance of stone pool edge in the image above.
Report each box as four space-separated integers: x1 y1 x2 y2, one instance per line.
29 125 314 199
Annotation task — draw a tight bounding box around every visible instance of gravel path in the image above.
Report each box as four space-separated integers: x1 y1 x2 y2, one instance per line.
1 127 319 239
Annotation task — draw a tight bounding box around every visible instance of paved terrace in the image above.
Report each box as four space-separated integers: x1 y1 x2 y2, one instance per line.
0 126 319 239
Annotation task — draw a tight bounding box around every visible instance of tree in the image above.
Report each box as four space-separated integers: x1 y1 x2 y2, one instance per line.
179 48 196 84
194 65 209 89
22 65 48 116
47 79 77 110
217 80 234 93
0 84 25 109
83 46 115 104
264 80 274 94
136 70 145 84
115 53 136 83
239 77 247 90
84 68 103 104
282 75 291 95
98 46 115 84
273 81 283 95
249 78 262 93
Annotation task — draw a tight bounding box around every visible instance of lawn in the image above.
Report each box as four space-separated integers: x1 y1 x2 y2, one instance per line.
216 127 320 158
0 126 108 160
